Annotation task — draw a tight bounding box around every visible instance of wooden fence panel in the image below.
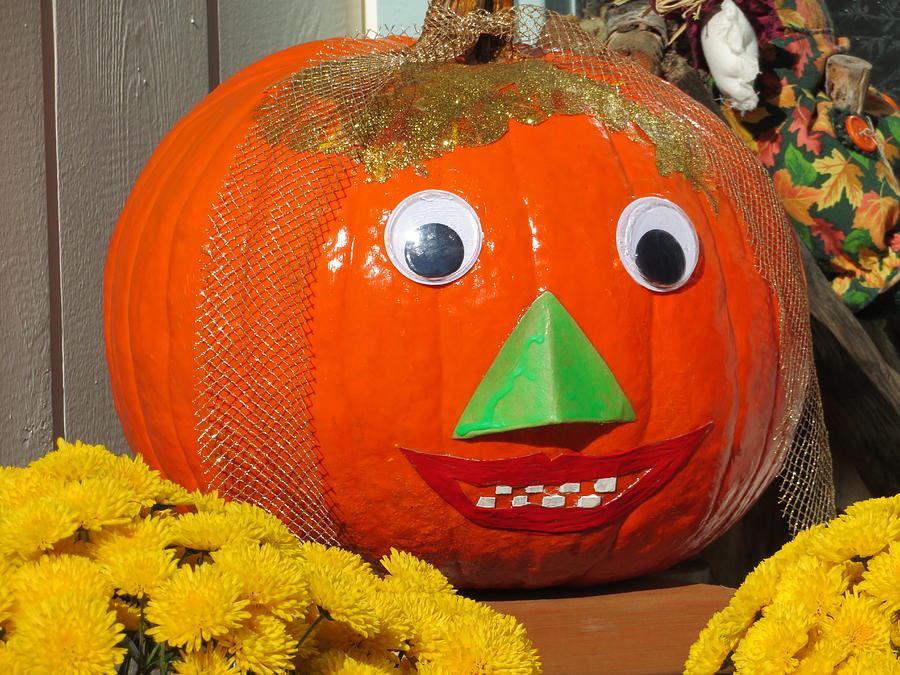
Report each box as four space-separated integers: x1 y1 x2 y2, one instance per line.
0 1 53 464
217 0 363 83
53 0 209 454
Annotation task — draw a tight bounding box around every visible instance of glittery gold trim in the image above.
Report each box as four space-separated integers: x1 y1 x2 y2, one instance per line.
264 58 707 189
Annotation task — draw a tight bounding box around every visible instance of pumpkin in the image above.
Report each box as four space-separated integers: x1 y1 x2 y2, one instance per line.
105 22 808 587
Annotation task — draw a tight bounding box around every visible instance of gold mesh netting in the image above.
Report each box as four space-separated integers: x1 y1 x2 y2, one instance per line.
195 3 834 544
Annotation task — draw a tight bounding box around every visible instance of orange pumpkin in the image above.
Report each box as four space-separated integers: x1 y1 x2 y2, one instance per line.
105 33 805 587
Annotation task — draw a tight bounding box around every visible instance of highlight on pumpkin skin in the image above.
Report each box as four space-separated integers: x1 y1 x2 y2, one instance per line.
0 440 542 674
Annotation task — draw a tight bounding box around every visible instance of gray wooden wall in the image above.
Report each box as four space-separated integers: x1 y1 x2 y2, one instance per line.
0 0 363 466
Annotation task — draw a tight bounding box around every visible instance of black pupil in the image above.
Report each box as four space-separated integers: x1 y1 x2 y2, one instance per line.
635 229 686 287
404 222 465 279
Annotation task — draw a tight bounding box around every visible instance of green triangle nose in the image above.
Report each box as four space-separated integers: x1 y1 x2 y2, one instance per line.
453 292 635 439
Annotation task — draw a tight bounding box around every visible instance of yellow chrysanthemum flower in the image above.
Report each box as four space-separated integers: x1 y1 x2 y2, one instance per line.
683 606 749 675
12 554 112 610
309 648 403 674
731 603 812 674
110 597 142 632
303 563 380 638
57 476 143 531
222 501 300 553
820 591 893 656
99 546 177 598
220 614 297 675
806 511 900 562
104 452 166 508
414 608 541 675
835 649 900 674
146 563 251 651
772 555 845 619
167 511 262 552
185 489 228 513
89 515 173 561
858 541 900 611
0 497 79 561
0 467 65 512
380 548 455 595
27 439 113 483
844 495 900 520
727 555 782 619
211 544 309 621
3 593 124 675
173 645 241 675
296 541 373 576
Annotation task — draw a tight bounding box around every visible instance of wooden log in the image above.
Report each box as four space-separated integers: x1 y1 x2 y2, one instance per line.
604 0 667 75
800 243 900 496
825 54 872 114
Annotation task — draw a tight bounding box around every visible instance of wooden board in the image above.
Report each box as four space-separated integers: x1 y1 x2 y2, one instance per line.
0 0 53 464
481 582 733 674
52 1 209 453
217 0 363 83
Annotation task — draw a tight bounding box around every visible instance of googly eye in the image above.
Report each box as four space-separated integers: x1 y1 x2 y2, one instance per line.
385 190 483 285
616 197 700 292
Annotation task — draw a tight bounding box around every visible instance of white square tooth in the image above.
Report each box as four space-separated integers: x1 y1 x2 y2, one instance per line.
511 495 529 507
542 494 566 508
577 495 602 508
594 477 617 493
559 482 580 494
494 485 512 495
524 485 544 494
476 496 496 508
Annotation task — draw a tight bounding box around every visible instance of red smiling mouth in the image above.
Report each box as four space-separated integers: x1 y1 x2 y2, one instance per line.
401 424 712 534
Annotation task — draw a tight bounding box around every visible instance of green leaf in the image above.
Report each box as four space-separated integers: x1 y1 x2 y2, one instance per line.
885 115 900 143
843 228 873 255
849 150 871 169
843 287 873 311
784 145 819 185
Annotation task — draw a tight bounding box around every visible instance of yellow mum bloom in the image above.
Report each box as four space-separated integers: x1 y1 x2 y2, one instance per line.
821 591 893 656
772 555 845 619
835 650 900 674
728 555 782 619
0 467 65 512
806 511 900 562
0 497 79 561
99 546 177 598
89 515 173 561
211 544 309 621
3 593 124 675
28 439 113 483
309 648 403 674
146 563 251 651
731 603 812 674
858 542 900 611
104 452 166 508
173 645 241 675
167 511 262 552
414 608 540 675
222 502 300 553
683 606 749 675
296 541 373 576
12 554 112 611
844 495 900 520
57 476 143 531
380 548 455 595
220 614 297 675
185 490 228 513
110 597 142 632
303 563 379 638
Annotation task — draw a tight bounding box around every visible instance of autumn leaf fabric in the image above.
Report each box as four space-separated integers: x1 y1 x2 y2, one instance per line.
723 0 900 310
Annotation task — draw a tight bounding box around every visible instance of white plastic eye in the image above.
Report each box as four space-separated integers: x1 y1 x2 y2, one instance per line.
385 190 483 285
616 197 700 292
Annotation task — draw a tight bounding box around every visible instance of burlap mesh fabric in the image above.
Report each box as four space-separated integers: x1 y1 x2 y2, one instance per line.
195 3 834 544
